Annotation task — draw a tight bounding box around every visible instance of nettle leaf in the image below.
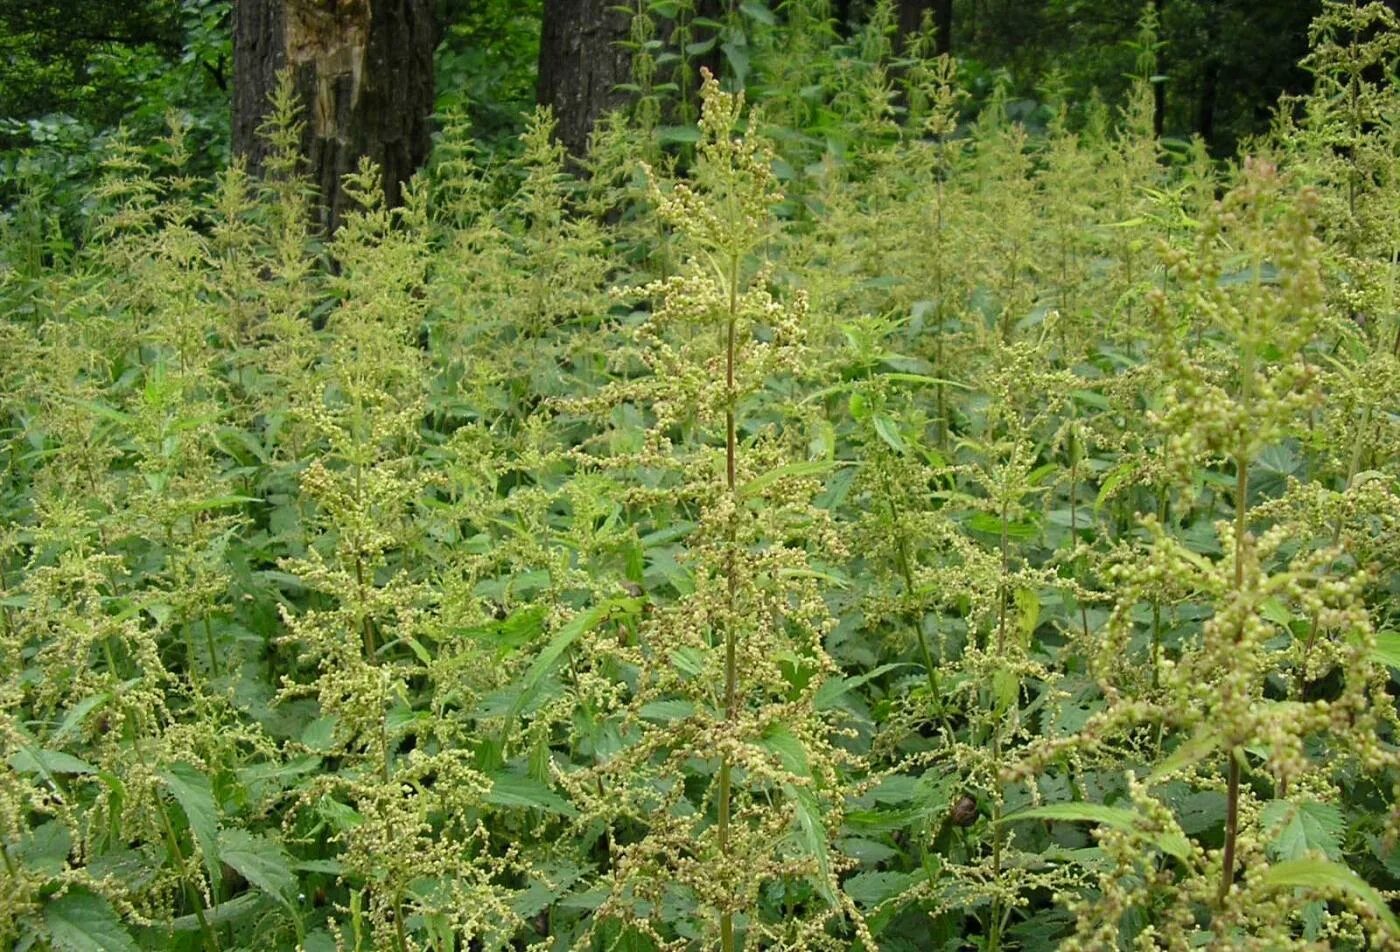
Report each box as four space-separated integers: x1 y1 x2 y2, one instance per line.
814 662 909 711
1261 858 1398 933
43 888 140 952
1261 800 1344 861
1370 630 1400 672
159 763 221 890
964 511 1040 541
9 747 96 776
738 0 776 26
741 459 843 497
843 869 920 909
871 414 907 454
509 598 642 722
219 828 298 907
486 770 577 817
1148 728 1222 784
1002 803 1190 863
789 784 838 907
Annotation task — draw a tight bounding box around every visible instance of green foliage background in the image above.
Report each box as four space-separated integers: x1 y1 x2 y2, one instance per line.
2 2 1400 951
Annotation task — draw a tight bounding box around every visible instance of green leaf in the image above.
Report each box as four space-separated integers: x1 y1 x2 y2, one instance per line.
1148 728 1222 784
1260 858 1397 933
637 699 694 722
168 891 266 932
1001 803 1190 863
1094 462 1135 512
965 512 1039 541
9 748 96 776
52 692 115 744
741 459 843 497
44 888 140 952
159 763 221 890
656 125 701 144
738 0 776 25
218 828 298 908
1261 800 1344 861
814 662 909 710
843 869 920 908
1370 630 1400 671
721 40 750 86
486 771 577 817
788 784 837 907
876 371 971 390
872 414 907 454
508 598 640 722
760 724 809 776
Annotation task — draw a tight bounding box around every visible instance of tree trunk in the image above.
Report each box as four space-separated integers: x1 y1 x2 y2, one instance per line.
232 0 436 234
537 0 633 156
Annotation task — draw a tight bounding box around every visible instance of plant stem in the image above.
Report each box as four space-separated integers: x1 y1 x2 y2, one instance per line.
718 249 740 952
1218 449 1249 906
202 614 221 678
880 468 953 737
1218 749 1241 907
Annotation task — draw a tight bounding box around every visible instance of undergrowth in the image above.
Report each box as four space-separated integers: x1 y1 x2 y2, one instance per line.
2 3 1400 950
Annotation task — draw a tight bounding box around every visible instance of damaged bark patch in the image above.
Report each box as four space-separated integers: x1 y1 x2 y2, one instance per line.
285 0 370 138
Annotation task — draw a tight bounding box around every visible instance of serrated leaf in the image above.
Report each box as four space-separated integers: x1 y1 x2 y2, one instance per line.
656 125 701 144
1261 800 1344 861
814 662 909 710
510 860 584 919
965 511 1039 541
1094 462 1135 512
1260 858 1397 933
741 459 842 497
1148 728 1222 784
486 771 577 817
1002 803 1190 863
508 599 640 723
44 888 140 952
843 869 920 908
638 699 694 722
218 828 298 907
9 748 96 776
169 890 266 932
1370 630 1400 671
760 724 809 776
159 763 221 890
789 784 837 907
872 414 907 454
51 693 113 744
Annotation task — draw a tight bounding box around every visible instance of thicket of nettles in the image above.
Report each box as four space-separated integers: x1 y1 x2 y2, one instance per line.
3 1 1400 950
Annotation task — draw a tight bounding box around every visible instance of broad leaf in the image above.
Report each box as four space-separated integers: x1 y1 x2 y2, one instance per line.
159 763 221 890
486 771 577 817
1261 800 1344 861
44 888 139 952
1002 802 1190 862
1261 858 1397 933
218 828 298 907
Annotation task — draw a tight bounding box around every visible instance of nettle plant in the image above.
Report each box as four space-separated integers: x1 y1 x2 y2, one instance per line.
1014 158 1400 948
555 74 867 950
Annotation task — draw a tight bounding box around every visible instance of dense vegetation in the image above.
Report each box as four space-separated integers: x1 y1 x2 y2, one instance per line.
3 2 1400 950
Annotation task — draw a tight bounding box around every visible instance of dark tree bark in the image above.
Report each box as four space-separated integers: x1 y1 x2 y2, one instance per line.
232 0 436 234
897 0 952 55
537 0 633 156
